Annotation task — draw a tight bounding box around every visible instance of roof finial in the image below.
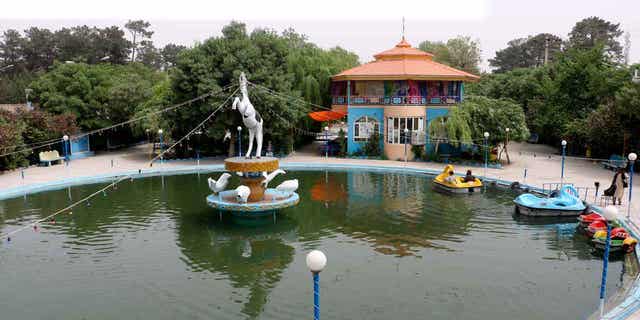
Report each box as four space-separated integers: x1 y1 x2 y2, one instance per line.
402 17 405 41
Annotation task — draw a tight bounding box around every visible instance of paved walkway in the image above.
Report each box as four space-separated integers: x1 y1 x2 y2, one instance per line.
2 142 640 318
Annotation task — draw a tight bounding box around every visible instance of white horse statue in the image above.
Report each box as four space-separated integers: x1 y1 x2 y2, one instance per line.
232 72 264 159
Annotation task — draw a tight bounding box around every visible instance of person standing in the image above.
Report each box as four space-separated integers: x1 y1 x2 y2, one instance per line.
613 168 628 205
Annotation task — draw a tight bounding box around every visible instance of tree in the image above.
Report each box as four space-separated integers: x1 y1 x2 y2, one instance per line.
418 36 480 74
136 40 162 69
418 40 450 65
489 33 562 73
125 20 154 62
0 29 24 70
93 26 131 64
160 43 186 69
568 17 623 61
22 27 57 71
167 21 359 157
446 36 482 74
30 62 163 132
428 107 472 155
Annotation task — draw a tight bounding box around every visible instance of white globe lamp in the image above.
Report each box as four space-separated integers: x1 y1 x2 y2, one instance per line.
306 250 327 273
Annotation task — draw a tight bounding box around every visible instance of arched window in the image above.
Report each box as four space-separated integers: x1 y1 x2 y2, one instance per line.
354 116 379 141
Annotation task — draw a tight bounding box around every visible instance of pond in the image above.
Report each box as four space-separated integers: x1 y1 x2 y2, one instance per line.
0 170 625 319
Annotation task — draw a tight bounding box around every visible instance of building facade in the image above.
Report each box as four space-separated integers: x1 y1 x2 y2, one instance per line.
330 38 479 160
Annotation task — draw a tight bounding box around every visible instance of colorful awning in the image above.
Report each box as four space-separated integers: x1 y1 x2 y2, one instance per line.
308 111 347 122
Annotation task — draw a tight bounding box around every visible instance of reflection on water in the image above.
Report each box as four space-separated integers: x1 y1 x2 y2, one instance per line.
0 170 626 319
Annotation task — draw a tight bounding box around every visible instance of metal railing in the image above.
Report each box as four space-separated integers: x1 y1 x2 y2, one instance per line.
332 95 461 106
541 182 591 202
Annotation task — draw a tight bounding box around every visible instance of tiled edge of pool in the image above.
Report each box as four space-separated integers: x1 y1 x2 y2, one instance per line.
0 162 636 320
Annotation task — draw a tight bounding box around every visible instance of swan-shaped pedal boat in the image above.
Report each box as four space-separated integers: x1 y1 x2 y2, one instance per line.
514 185 586 217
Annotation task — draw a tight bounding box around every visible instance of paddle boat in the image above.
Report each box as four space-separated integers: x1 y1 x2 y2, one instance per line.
433 165 483 194
586 220 608 237
592 228 637 253
513 185 586 217
577 212 605 228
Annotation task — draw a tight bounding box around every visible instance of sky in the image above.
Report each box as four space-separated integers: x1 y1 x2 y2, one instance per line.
2 0 640 71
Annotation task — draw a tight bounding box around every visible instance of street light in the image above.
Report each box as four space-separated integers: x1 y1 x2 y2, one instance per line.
237 126 243 157
561 140 567 187
158 129 164 164
505 127 510 164
627 152 637 219
62 135 70 165
404 128 409 162
324 126 329 159
195 129 203 167
306 250 327 320
483 132 489 180
25 88 33 110
599 205 619 318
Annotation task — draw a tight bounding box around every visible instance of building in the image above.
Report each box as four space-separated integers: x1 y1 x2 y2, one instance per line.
330 38 479 160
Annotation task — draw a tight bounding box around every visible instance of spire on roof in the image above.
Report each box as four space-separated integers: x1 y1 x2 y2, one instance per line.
401 17 405 41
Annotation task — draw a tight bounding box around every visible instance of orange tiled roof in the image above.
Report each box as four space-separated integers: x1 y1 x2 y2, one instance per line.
333 39 479 81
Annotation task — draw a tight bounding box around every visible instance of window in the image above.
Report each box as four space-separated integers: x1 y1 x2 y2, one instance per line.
354 116 380 141
386 116 425 144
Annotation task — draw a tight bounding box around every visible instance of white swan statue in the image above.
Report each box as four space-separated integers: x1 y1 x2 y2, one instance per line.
275 179 298 195
208 173 231 195
262 169 286 188
235 185 251 203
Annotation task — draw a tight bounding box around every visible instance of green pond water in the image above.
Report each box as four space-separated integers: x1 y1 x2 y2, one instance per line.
0 170 626 319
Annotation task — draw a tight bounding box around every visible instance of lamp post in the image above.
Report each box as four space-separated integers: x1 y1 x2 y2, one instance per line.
306 250 327 320
404 128 409 162
561 140 567 187
195 129 203 168
325 126 329 159
505 127 510 164
145 128 150 144
157 129 163 165
62 135 69 165
627 152 637 219
599 205 619 318
237 126 242 157
483 132 489 180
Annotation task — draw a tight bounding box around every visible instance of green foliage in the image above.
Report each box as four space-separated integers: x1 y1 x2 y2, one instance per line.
428 107 473 147
411 145 424 160
31 62 164 132
0 71 38 103
568 16 623 61
459 96 529 144
167 21 359 157
489 33 562 73
0 109 77 171
337 129 347 157
362 132 381 157
418 36 481 74
125 20 154 62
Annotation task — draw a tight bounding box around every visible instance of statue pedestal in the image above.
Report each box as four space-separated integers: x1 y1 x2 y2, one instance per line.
240 176 266 202
225 156 279 203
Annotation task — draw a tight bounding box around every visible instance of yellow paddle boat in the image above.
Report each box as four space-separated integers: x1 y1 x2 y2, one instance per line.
433 165 483 194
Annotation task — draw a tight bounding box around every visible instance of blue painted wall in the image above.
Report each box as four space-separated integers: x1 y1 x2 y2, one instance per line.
347 107 384 154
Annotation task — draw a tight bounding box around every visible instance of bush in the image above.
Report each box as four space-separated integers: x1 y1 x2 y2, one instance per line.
411 145 425 160
362 133 381 157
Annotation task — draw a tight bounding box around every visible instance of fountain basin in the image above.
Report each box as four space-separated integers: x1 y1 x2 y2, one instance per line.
206 188 299 216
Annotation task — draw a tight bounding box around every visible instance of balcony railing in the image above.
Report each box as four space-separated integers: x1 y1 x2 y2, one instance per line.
332 95 461 106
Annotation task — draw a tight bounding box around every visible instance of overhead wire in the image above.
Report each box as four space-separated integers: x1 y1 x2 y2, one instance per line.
0 87 239 241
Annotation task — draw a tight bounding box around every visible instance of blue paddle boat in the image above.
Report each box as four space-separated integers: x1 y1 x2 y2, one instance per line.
514 185 586 217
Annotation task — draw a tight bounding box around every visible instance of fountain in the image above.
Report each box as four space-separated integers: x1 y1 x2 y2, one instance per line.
206 72 300 216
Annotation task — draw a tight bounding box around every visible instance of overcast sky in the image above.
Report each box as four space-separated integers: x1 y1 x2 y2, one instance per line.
2 0 639 71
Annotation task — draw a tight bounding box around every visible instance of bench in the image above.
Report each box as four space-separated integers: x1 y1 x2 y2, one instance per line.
39 150 64 166
602 154 626 171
